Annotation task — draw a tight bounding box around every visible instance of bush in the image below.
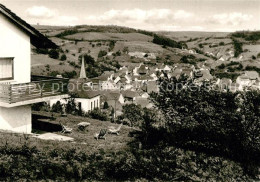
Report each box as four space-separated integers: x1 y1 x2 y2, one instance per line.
122 104 143 127
48 49 60 59
152 34 185 49
60 54 67 61
148 76 260 175
88 108 108 121
103 101 109 109
78 54 95 66
98 50 107 58
51 101 63 113
232 39 243 57
219 41 225 46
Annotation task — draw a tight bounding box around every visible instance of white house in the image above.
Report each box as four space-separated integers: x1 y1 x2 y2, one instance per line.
50 91 100 113
0 4 68 133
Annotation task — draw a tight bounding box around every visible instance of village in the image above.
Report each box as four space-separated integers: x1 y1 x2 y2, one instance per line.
58 48 260 119
0 1 260 181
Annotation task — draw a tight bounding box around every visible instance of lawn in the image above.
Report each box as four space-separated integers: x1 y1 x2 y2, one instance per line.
0 111 133 156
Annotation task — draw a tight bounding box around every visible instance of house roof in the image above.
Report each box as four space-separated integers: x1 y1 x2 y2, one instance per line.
104 92 122 101
0 4 57 48
245 71 259 80
74 90 100 99
135 98 150 108
121 90 138 99
147 81 159 93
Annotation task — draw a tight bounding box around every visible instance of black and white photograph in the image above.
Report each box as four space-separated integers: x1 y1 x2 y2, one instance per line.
0 0 260 181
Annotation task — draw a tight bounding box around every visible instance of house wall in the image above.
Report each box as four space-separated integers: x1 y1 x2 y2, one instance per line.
0 14 31 84
0 105 31 133
50 96 101 113
75 96 100 112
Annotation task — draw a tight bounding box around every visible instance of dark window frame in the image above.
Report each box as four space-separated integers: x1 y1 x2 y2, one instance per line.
0 57 14 81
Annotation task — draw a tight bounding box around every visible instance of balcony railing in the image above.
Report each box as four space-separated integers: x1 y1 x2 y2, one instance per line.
0 75 69 104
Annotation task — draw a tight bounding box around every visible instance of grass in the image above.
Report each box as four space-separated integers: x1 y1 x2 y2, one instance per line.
65 32 153 42
0 111 133 155
35 111 132 153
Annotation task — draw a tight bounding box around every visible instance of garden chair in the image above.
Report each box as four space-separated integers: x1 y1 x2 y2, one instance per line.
60 123 73 134
108 123 123 135
94 129 107 140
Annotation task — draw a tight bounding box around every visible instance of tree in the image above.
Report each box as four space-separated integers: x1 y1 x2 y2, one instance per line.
122 104 143 126
98 50 107 58
103 101 109 109
48 49 59 59
78 54 95 66
51 101 63 113
89 108 108 121
147 76 260 173
60 54 67 61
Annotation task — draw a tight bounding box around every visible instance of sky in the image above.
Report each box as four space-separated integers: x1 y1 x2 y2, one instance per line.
0 0 259 32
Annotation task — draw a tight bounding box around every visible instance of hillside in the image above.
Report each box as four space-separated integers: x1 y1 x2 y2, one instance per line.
31 25 260 81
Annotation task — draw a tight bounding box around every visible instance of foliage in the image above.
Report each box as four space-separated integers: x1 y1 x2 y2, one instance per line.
217 62 243 72
219 41 225 46
56 29 79 38
98 50 108 58
180 55 196 65
232 39 243 58
78 54 95 66
109 40 116 51
62 71 77 79
232 31 260 42
122 104 143 126
245 66 260 75
214 72 240 82
60 54 67 61
48 49 60 59
0 142 252 181
33 48 49 54
32 102 49 112
152 34 185 49
103 101 109 109
65 98 79 115
51 101 63 113
147 76 260 176
88 108 108 121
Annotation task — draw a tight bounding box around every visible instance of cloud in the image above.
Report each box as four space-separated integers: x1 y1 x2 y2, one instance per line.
208 12 253 26
86 8 193 26
174 10 193 20
58 16 79 23
25 6 79 25
26 6 56 19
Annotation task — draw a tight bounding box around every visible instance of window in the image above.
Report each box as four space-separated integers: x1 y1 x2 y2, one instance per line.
91 102 93 110
0 57 14 80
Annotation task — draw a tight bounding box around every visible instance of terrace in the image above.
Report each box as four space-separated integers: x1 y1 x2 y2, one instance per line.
0 75 69 107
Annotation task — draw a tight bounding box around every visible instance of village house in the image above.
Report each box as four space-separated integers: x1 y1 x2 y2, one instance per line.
0 4 69 133
236 71 259 88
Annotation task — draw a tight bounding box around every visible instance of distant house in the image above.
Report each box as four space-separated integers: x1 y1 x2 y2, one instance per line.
195 69 213 82
218 78 232 90
163 65 172 72
182 68 194 79
135 97 154 108
236 71 259 88
228 83 242 92
121 90 138 102
50 91 100 113
0 4 68 133
73 91 100 112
